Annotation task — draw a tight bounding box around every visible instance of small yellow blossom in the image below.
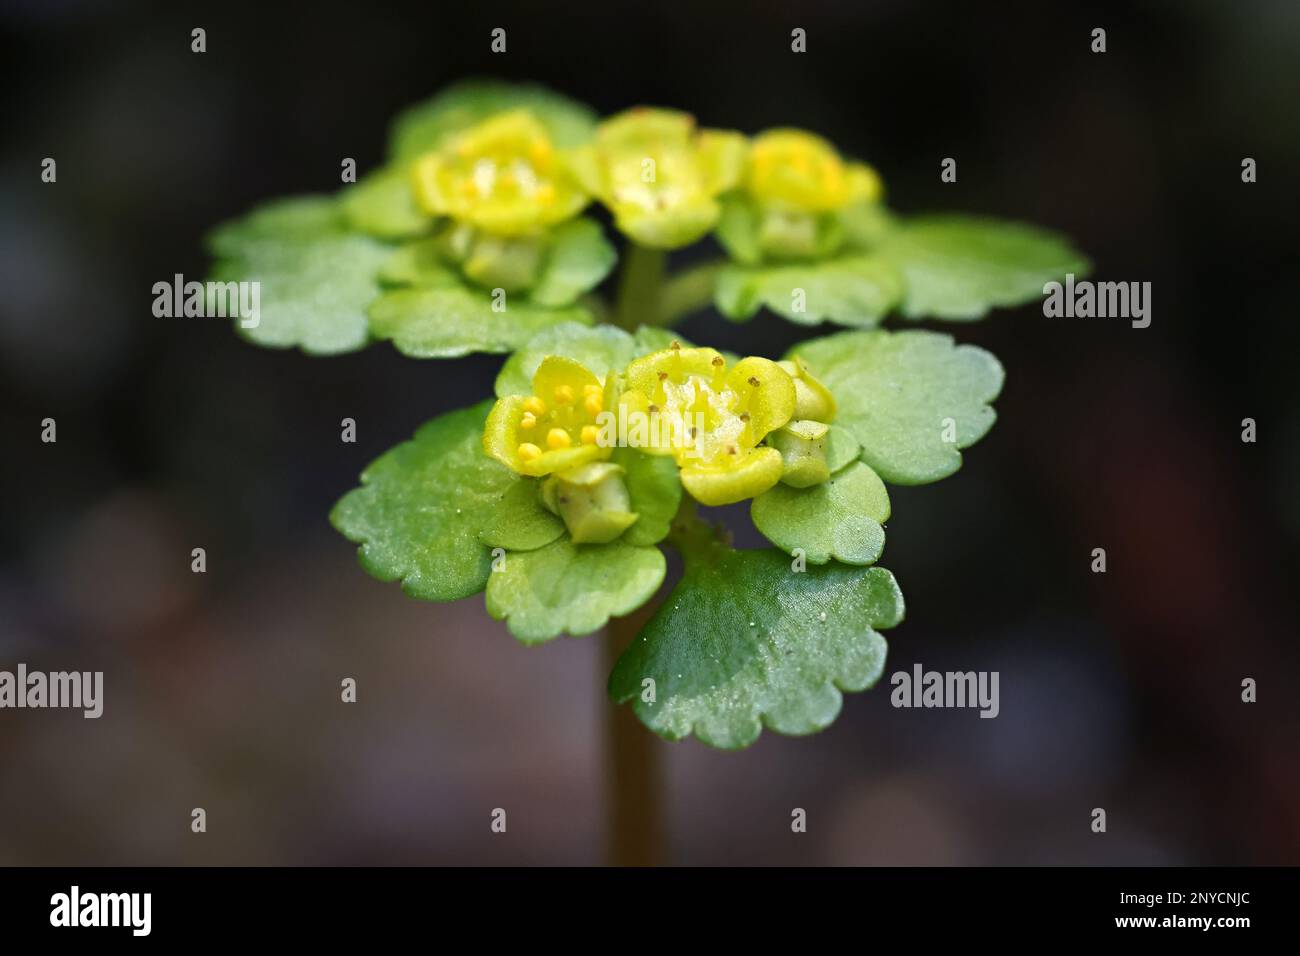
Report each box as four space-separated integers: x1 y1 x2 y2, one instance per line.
747 129 882 213
571 108 747 249
484 356 614 477
619 343 796 506
412 110 588 237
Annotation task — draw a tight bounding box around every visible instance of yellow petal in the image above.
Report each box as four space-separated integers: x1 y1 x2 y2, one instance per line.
680 447 785 506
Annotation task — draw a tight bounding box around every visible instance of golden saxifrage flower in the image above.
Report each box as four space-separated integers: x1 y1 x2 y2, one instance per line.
484 355 615 476
571 108 747 249
410 111 592 292
724 128 884 262
619 344 796 506
484 356 639 544
412 110 588 237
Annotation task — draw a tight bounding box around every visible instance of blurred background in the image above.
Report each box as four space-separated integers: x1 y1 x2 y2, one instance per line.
1 0 1297 865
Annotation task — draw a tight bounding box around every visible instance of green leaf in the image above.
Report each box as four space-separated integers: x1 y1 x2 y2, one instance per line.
340 166 430 240
378 238 462 288
486 539 666 644
825 425 862 474
609 550 904 749
632 326 692 354
368 285 593 359
477 479 565 552
330 401 516 601
206 196 390 355
714 256 903 327
714 195 763 264
613 448 681 546
207 195 340 251
791 329 1004 485
528 218 617 307
494 322 670 397
389 80 598 162
751 462 890 565
879 215 1089 320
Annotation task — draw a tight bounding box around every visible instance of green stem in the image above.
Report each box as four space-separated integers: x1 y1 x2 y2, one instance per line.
665 496 731 566
604 610 664 866
613 243 666 331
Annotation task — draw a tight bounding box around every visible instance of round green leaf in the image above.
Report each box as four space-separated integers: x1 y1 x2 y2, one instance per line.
368 285 593 359
206 196 390 355
879 215 1090 320
388 80 599 161
790 330 1004 485
613 447 681 547
528 218 617 307
378 238 462 288
477 479 565 552
714 256 904 327
330 401 515 602
825 425 862 474
496 323 637 397
609 551 905 749
751 461 890 565
486 539 666 644
340 166 430 240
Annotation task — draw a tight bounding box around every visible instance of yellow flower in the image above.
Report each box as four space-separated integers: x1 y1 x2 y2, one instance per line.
747 129 882 213
571 108 747 248
484 356 615 476
619 343 795 506
411 110 588 237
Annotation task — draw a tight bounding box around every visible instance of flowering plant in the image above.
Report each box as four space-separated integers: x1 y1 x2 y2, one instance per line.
207 80 1086 749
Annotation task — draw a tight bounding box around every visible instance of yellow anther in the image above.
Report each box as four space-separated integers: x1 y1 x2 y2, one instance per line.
554 385 575 405
581 425 600 445
517 442 542 462
547 428 572 450
535 183 556 205
519 412 537 430
522 396 546 416
529 139 553 167
584 390 603 416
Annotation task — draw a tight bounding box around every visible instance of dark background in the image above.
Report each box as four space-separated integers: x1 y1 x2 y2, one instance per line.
1 0 1297 865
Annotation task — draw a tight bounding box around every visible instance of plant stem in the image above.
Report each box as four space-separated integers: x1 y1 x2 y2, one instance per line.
613 243 666 330
603 607 664 866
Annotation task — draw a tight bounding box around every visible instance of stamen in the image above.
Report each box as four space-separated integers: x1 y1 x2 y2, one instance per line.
554 385 575 405
547 428 571 450
523 396 546 416
520 412 537 429
517 442 542 462
581 425 599 445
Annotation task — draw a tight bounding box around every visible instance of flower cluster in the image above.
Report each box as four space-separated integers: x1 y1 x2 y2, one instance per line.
483 341 844 543
381 99 885 300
